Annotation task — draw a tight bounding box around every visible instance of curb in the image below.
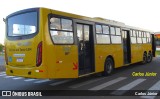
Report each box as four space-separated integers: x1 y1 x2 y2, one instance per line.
0 65 5 72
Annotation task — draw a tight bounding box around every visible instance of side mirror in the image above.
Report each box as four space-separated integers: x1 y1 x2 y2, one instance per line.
3 18 6 22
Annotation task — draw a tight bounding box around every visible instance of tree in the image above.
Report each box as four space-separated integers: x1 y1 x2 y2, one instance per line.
0 44 4 52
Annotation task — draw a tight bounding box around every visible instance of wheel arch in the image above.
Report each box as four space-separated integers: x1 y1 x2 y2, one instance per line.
105 55 115 69
144 51 147 54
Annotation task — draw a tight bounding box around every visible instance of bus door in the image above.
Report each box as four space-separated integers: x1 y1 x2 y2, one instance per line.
122 30 131 64
76 23 95 75
151 34 156 57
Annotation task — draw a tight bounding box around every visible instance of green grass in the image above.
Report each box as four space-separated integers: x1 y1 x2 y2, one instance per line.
156 51 160 57
0 53 4 56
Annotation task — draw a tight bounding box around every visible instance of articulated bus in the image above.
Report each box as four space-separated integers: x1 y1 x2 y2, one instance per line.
5 7 154 79
155 33 160 57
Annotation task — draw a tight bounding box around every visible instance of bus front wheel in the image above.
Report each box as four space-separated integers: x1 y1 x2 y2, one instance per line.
103 58 114 76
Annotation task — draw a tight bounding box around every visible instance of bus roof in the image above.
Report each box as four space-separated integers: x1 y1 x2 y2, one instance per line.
6 7 153 32
48 8 153 32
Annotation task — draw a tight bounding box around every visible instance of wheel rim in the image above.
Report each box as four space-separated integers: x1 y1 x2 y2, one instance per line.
147 53 152 62
106 60 112 73
143 53 147 63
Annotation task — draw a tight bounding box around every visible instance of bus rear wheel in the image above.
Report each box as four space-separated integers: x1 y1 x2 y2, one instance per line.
103 58 114 76
147 52 152 63
141 52 147 64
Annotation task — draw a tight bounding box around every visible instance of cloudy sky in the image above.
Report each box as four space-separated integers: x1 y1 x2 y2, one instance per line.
0 0 160 44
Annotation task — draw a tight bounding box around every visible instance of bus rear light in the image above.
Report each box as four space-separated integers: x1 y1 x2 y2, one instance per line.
56 60 63 63
36 42 42 67
35 70 44 72
5 46 8 65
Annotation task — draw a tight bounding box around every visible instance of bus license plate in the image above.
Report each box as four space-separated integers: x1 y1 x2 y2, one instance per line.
17 58 23 62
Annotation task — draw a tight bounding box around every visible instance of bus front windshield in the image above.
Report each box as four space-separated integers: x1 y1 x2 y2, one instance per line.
156 38 160 46
7 11 38 37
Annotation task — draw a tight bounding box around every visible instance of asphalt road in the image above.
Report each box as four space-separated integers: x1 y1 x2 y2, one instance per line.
0 56 4 66
0 57 160 99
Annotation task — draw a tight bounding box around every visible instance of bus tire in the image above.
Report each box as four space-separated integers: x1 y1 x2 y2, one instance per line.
147 52 152 63
103 58 114 76
141 52 147 64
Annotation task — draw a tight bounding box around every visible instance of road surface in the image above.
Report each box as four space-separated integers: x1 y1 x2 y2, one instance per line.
0 57 160 99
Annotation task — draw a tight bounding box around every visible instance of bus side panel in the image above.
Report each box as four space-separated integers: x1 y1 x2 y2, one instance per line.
39 8 53 78
54 45 78 78
137 44 143 62
94 45 109 72
144 44 152 54
94 44 123 73
131 44 139 63
42 8 78 78
111 45 124 68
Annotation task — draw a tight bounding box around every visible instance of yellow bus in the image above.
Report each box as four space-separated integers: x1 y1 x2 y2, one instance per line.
155 33 160 57
5 7 153 79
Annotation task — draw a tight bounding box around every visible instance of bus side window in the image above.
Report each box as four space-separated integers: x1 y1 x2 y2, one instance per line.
96 24 110 44
50 17 61 30
133 30 136 37
110 27 115 35
49 17 73 44
142 32 147 43
62 19 72 31
116 27 121 35
96 25 102 33
111 27 121 44
131 30 137 44
102 25 109 34
130 30 133 36
137 31 142 44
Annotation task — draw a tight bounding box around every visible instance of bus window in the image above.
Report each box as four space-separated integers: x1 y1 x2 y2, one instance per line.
111 36 121 43
116 28 121 35
50 17 73 44
143 32 146 37
111 27 121 44
84 25 89 41
136 31 139 37
142 32 146 43
102 25 109 34
50 17 61 30
62 19 72 31
146 32 151 43
147 32 150 37
96 24 110 44
96 25 102 33
131 37 137 44
131 30 137 44
110 27 115 35
156 38 160 46
50 31 73 44
96 34 110 44
137 38 142 44
130 30 137 44
133 30 136 37
139 31 142 37
136 31 142 44
142 32 144 37
77 24 83 41
130 30 133 36
8 12 37 36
